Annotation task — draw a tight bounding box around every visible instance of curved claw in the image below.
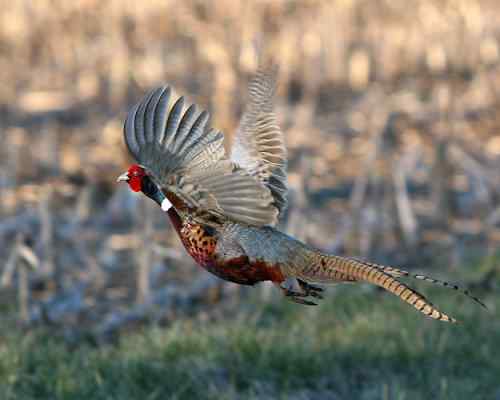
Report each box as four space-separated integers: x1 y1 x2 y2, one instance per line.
276 279 324 306
297 279 324 299
289 297 318 306
308 290 324 299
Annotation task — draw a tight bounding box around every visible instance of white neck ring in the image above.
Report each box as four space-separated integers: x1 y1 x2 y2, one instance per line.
161 198 173 212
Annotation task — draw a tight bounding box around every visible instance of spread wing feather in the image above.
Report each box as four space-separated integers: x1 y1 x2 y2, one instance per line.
123 85 278 226
171 164 279 226
231 63 288 218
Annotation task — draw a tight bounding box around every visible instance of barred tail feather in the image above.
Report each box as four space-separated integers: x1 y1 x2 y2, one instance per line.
300 255 457 323
350 258 487 309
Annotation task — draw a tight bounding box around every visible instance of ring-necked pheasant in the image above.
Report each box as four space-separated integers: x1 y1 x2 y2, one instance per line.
117 64 485 323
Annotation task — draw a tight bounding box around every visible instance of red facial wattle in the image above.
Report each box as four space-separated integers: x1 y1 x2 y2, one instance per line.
128 175 142 192
127 164 145 192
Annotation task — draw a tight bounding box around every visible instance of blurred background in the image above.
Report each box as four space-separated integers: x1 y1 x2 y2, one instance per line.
1 1 500 399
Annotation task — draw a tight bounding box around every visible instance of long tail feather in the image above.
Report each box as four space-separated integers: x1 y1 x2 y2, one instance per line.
300 255 458 322
350 258 487 309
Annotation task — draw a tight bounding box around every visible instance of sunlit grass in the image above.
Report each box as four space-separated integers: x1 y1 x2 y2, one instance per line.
1 283 497 400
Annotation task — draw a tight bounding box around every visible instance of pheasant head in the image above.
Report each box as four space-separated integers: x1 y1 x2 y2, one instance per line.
117 164 146 192
117 164 172 211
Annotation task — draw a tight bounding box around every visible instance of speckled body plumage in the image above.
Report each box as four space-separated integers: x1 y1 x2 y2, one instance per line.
166 207 286 285
119 60 486 323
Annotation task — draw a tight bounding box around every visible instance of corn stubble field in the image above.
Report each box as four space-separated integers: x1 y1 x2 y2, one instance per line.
1 1 500 399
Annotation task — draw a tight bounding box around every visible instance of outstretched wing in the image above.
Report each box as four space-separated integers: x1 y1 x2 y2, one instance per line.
124 85 278 226
124 86 225 178
231 63 288 218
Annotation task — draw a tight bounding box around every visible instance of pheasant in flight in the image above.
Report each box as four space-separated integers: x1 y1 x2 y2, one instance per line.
117 64 485 323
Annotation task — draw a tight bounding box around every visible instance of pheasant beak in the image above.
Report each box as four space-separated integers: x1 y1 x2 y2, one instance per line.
116 171 129 183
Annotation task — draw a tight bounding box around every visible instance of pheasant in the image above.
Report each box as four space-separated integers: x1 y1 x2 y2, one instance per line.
117 64 485 323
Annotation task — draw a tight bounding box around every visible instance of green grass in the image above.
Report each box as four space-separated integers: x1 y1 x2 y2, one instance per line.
0 284 498 400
